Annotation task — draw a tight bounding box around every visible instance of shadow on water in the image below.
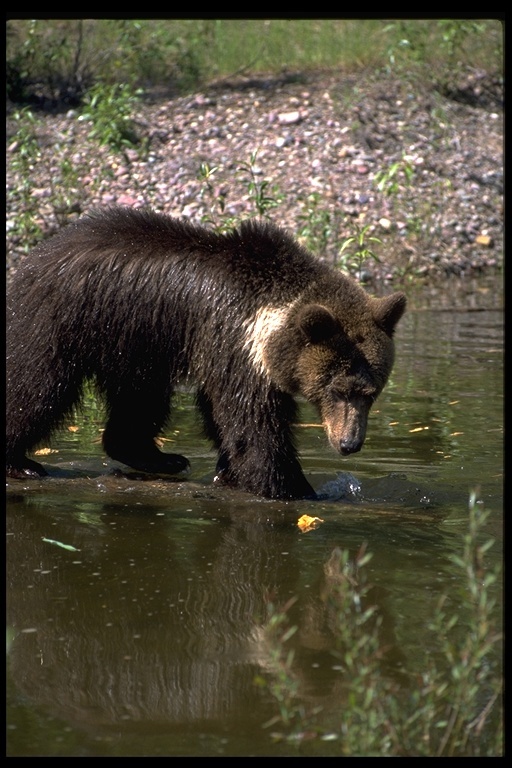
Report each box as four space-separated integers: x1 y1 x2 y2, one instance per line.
6 276 503 756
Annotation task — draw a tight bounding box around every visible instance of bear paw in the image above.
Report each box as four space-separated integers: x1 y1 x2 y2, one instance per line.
6 458 48 479
112 451 191 477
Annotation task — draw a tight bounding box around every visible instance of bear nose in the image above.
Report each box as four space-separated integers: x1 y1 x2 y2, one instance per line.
339 439 363 456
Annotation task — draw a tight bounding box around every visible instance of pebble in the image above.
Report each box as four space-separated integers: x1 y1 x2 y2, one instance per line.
277 110 303 124
6 69 503 283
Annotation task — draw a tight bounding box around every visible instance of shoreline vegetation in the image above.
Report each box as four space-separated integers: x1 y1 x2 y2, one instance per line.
6 19 503 287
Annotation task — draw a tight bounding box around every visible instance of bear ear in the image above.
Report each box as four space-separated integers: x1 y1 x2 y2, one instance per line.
297 304 339 344
371 292 407 337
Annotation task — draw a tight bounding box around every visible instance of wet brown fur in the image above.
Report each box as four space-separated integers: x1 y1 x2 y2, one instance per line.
6 207 406 498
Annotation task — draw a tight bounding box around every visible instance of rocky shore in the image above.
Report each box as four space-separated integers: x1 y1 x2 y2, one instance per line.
6 68 503 286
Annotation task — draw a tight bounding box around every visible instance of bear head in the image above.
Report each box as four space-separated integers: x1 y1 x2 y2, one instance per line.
261 289 407 457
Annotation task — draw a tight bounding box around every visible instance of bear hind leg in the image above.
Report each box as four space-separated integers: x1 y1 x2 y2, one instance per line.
6 364 85 479
6 456 48 479
102 391 190 476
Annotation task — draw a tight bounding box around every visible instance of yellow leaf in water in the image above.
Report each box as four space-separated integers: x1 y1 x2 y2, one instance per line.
34 448 59 456
68 425 79 432
409 426 429 433
297 514 325 533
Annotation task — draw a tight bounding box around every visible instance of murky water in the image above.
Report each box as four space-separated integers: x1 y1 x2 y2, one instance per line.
6 276 503 756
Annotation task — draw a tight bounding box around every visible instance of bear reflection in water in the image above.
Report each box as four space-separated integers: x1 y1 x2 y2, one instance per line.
7 499 404 733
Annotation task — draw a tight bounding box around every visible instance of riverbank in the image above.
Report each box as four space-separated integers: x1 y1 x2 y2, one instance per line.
6 68 503 286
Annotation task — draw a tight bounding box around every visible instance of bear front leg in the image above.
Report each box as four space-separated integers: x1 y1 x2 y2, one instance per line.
202 388 316 500
214 458 316 499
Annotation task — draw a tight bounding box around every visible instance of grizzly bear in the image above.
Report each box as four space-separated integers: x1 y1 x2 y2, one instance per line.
6 207 406 499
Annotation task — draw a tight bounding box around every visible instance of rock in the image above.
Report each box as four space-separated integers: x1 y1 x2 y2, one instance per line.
6 69 503 283
277 110 303 125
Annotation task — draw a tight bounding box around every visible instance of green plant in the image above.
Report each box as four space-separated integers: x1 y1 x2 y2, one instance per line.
338 222 383 280
384 20 432 73
237 151 283 217
7 19 502 106
415 488 503 756
374 154 415 199
383 20 502 90
254 596 305 738
198 151 282 232
8 108 44 249
258 489 502 756
8 107 96 251
297 192 335 254
324 544 394 756
115 19 205 92
6 19 91 104
197 161 239 233
46 155 85 225
437 20 489 70
80 81 143 153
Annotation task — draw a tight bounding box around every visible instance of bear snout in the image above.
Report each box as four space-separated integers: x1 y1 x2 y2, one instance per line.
339 437 364 456
323 397 370 457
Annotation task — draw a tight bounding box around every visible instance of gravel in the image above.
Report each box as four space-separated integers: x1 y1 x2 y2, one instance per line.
6 68 503 286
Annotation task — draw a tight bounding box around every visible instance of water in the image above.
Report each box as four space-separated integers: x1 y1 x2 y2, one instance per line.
6 276 503 756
